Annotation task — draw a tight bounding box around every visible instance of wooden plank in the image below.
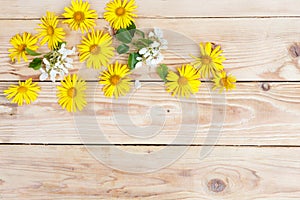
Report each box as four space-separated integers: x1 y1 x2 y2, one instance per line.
0 145 299 199
1 82 300 145
2 0 300 19
1 18 300 81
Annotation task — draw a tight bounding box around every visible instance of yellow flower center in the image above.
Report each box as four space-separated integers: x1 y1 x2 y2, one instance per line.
178 76 188 86
73 11 85 23
221 77 228 87
110 75 121 85
115 7 126 16
202 56 212 65
18 86 28 93
18 44 26 52
90 45 101 55
47 26 54 35
67 87 77 98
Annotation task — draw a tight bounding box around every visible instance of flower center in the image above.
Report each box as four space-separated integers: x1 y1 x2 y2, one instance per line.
67 87 77 98
18 44 26 52
115 7 126 16
73 11 85 23
47 26 54 35
178 76 188 86
90 45 101 55
110 75 121 85
221 77 228 87
202 56 212 65
18 86 28 93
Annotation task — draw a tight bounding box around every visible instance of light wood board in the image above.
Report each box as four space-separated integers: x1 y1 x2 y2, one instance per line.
1 82 300 145
1 0 300 19
1 19 300 81
0 145 299 199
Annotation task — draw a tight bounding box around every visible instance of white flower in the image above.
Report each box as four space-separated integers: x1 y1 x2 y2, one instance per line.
136 27 168 68
135 62 143 69
39 44 76 82
139 48 148 55
39 68 48 81
154 28 164 38
50 69 58 82
134 80 142 89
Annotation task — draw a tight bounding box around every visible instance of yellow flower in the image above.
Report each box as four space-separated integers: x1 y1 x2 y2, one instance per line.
57 74 87 112
78 30 114 69
165 64 201 98
191 42 226 78
8 32 38 63
62 0 98 33
213 71 236 92
104 0 137 30
4 78 40 106
36 11 66 50
99 61 132 98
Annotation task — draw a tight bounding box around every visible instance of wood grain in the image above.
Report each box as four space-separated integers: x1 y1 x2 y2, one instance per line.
1 82 300 145
1 18 300 81
0 145 299 199
1 0 300 19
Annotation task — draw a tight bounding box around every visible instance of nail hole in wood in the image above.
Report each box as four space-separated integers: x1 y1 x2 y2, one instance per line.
261 83 271 91
208 179 226 193
167 109 170 113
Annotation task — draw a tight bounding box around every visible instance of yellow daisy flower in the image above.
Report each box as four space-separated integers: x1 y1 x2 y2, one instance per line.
99 61 132 98
166 64 201 98
57 74 87 112
36 11 66 50
4 78 40 106
104 0 137 30
191 42 226 78
213 71 236 92
62 0 98 33
78 30 114 69
8 32 38 63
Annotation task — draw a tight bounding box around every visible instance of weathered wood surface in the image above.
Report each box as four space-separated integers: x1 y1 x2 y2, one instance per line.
0 145 299 199
1 18 300 81
1 0 300 199
1 0 300 19
1 82 300 145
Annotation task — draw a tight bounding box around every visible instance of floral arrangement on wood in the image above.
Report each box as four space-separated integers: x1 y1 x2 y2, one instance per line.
4 0 236 112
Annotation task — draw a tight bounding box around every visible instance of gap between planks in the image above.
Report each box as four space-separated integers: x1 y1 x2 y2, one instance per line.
0 144 300 148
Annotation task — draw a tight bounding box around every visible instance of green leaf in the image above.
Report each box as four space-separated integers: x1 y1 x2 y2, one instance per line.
29 58 42 70
128 53 140 70
25 48 41 56
117 44 129 54
157 64 169 83
133 38 153 49
126 22 136 37
116 29 132 44
135 29 145 38
126 22 136 31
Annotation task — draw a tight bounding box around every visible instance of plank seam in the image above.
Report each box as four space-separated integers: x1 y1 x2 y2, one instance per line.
0 143 299 147
2 16 300 20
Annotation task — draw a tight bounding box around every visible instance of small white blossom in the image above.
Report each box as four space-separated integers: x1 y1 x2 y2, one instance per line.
135 61 143 69
134 80 142 89
137 28 168 68
39 68 48 81
39 44 76 82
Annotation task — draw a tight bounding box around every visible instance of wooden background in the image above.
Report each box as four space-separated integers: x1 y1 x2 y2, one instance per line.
1 0 300 199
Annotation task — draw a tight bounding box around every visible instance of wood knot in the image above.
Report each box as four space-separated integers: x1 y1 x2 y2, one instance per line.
261 83 271 91
208 179 226 193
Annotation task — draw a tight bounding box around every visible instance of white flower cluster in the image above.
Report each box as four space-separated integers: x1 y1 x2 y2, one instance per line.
40 43 76 82
136 28 168 68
